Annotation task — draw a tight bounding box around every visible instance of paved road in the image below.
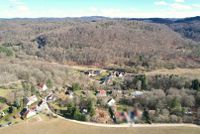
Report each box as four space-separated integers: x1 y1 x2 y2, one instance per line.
45 102 199 128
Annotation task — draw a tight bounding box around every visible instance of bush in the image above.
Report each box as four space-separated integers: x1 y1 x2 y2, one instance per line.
0 97 7 103
0 46 14 57
87 99 95 117
170 115 179 123
72 83 82 91
191 79 200 91
46 79 53 88
73 107 86 121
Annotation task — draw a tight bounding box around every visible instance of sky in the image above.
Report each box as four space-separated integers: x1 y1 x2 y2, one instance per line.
0 0 200 18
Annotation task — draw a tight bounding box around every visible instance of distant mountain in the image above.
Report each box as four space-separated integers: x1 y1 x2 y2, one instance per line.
126 16 200 42
169 16 200 42
127 18 174 24
175 16 200 23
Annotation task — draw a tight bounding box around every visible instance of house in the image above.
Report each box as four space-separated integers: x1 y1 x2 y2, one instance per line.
0 111 5 118
37 83 48 91
107 98 116 107
25 95 38 106
65 90 74 99
85 70 101 77
94 70 101 76
82 109 88 114
115 112 126 122
97 89 107 97
132 91 144 98
85 70 96 77
46 94 57 102
20 107 37 119
184 108 193 115
113 71 125 78
101 74 113 85
26 110 37 118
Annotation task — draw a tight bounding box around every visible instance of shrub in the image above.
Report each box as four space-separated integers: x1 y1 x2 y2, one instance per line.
0 46 14 57
191 79 200 91
72 83 82 91
0 97 7 103
170 115 179 123
73 107 86 121
46 79 53 88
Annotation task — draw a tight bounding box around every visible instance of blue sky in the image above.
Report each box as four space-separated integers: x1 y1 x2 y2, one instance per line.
0 0 200 18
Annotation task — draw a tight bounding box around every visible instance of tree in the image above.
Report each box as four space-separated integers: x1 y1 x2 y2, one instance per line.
31 85 37 94
136 75 148 90
182 95 195 107
196 92 200 106
13 99 21 109
46 79 53 89
136 80 142 90
87 99 95 117
65 103 76 118
170 115 179 123
171 97 182 115
143 109 151 124
197 107 200 118
73 107 86 121
8 106 14 114
191 79 200 91
72 83 82 91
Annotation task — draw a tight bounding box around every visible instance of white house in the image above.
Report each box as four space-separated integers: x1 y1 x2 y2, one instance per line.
132 91 143 97
26 110 37 118
38 83 48 91
0 111 6 117
26 95 38 106
107 98 116 107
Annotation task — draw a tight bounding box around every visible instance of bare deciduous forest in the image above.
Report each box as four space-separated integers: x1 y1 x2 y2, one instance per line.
0 18 200 70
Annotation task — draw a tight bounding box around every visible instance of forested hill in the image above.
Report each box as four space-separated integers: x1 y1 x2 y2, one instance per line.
128 16 200 42
0 18 200 70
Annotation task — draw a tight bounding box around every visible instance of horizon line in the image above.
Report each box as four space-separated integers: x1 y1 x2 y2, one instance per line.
0 15 200 20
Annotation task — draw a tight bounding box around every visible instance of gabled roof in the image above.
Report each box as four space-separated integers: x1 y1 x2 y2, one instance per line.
97 89 107 96
26 95 38 106
107 98 115 107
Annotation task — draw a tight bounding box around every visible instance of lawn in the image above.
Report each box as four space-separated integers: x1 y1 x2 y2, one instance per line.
0 88 11 97
0 117 199 134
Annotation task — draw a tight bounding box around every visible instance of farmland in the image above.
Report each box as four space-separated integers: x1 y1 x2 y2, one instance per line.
0 117 199 134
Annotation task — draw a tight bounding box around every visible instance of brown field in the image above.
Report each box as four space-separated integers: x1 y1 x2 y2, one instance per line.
0 117 199 134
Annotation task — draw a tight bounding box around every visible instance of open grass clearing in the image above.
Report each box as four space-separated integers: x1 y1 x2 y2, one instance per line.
0 117 199 134
145 68 200 79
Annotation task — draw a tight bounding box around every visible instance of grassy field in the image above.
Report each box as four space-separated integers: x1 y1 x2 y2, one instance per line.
145 68 200 79
0 117 199 134
0 89 10 97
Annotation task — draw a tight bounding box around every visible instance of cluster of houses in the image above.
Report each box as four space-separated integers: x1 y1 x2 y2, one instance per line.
0 83 49 123
0 75 145 126
114 108 142 123
84 69 126 85
95 88 144 123
20 83 49 119
84 70 102 77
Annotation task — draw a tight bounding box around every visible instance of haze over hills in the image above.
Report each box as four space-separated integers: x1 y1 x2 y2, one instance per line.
0 16 200 71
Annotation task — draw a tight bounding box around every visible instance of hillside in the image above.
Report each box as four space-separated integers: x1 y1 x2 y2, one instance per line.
169 17 200 42
0 18 200 70
128 16 200 42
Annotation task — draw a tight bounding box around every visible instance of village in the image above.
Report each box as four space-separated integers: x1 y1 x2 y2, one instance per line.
1 68 200 128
